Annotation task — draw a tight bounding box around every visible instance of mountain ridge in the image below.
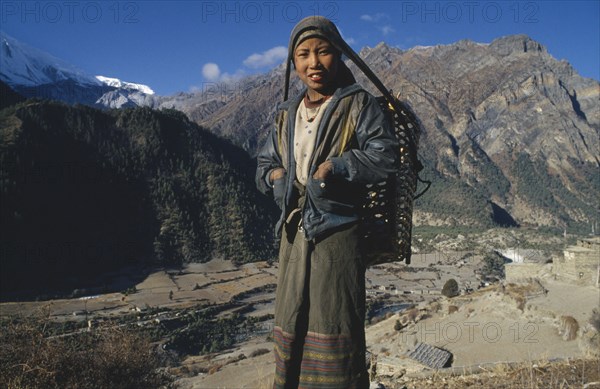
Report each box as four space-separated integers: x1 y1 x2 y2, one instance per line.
1 33 598 231
165 34 599 230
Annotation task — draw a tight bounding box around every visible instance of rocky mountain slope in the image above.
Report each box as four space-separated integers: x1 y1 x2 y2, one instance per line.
158 35 599 231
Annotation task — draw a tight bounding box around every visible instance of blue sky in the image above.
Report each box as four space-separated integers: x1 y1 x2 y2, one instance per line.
1 0 598 95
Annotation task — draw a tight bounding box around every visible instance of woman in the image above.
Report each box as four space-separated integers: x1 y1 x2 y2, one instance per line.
256 16 399 388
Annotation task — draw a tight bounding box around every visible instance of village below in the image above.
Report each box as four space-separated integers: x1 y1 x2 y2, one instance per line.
2 227 598 388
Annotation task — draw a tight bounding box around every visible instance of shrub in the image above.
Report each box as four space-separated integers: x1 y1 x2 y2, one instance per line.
0 313 169 389
442 279 459 298
481 252 506 280
558 316 579 341
394 320 403 331
405 308 419 323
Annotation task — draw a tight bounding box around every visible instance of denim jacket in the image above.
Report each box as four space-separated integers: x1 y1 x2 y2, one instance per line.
256 83 399 240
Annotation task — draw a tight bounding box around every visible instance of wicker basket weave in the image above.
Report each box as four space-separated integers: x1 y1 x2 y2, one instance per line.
361 96 421 266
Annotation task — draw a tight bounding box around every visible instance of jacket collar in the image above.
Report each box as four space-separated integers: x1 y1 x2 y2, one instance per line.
277 83 363 112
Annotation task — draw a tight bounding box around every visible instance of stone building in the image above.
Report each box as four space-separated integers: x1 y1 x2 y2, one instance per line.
553 237 600 287
505 237 599 288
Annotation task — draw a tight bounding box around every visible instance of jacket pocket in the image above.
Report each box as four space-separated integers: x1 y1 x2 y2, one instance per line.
306 177 356 216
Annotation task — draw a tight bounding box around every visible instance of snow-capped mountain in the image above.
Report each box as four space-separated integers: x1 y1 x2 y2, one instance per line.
0 31 100 87
95 75 154 95
0 31 155 108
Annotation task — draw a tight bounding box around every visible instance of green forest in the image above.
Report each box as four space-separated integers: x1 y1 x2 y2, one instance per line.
0 95 277 296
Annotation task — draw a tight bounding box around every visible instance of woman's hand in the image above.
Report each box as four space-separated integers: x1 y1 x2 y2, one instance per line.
313 160 333 180
270 168 286 183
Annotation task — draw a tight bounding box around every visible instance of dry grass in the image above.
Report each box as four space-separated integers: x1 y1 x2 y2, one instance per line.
388 358 600 389
0 308 170 389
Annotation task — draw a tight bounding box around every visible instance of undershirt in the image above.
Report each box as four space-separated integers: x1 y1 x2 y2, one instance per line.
294 97 332 186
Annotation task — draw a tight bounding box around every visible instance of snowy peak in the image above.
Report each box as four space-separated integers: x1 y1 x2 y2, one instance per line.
0 31 156 108
95 75 154 95
0 31 100 87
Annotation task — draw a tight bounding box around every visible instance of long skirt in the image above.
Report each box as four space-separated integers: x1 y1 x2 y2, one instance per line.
273 219 369 388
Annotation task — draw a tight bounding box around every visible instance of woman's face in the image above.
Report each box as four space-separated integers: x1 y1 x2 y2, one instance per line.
293 37 339 98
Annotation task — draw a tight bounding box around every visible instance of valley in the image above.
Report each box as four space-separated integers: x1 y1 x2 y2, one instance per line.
2 228 598 388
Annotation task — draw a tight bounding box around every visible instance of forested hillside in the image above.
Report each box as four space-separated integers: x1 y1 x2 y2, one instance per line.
0 94 277 295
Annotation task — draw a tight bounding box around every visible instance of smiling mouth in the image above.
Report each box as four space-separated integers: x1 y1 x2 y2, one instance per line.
308 74 325 82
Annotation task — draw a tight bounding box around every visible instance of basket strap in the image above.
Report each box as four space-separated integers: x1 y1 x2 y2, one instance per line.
339 44 422 172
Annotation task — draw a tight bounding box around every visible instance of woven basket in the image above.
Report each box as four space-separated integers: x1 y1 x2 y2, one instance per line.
361 96 421 266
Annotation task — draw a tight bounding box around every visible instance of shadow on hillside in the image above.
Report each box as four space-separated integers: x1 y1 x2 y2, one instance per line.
491 202 519 227
0 262 167 303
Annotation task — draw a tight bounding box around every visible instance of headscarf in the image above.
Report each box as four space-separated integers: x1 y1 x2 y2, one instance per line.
284 16 356 100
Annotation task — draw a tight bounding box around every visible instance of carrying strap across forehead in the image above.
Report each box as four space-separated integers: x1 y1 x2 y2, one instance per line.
284 17 398 108
284 16 422 171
